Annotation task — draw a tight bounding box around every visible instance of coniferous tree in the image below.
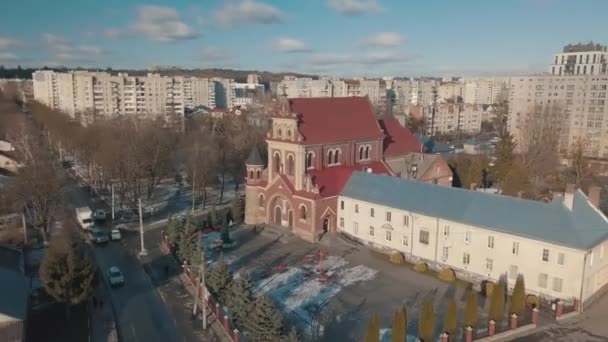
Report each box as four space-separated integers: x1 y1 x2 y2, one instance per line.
210 206 218 226
166 215 183 246
231 195 244 224
391 306 407 342
488 283 506 323
464 290 479 328
418 301 435 342
443 299 458 336
188 235 203 267
207 257 233 301
509 275 526 317
226 273 254 328
40 231 96 319
364 313 380 342
246 295 283 341
221 219 231 243
282 326 300 342
178 215 196 263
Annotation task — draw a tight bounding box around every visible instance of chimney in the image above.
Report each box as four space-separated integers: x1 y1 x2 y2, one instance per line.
470 183 477 190
588 185 601 209
563 184 576 210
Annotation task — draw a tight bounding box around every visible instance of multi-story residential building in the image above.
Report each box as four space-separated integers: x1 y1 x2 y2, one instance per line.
508 75 608 158
425 103 483 134
278 76 386 107
247 73 260 85
232 82 265 107
438 82 464 102
278 77 333 98
0 79 33 103
338 172 608 305
550 42 608 76
410 79 439 106
32 70 218 122
393 79 412 110
212 78 235 109
462 77 509 105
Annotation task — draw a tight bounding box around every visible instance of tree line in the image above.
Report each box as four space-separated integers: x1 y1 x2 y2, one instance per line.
365 276 527 342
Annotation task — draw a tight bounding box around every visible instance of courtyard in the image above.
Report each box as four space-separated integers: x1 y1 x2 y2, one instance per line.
204 225 493 341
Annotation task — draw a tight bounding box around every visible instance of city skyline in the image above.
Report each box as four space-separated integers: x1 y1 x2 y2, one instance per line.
1 0 607 77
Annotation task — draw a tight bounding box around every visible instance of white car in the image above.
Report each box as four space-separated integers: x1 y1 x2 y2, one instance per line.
107 266 125 287
110 228 122 241
93 209 107 221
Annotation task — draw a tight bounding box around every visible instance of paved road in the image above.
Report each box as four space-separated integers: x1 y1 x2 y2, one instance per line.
63 181 183 342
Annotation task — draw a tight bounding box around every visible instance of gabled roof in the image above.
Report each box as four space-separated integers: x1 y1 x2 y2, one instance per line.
308 162 391 198
245 147 264 166
289 97 384 145
341 172 608 250
379 118 423 157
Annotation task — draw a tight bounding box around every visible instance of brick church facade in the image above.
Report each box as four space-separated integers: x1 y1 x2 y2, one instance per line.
244 96 450 242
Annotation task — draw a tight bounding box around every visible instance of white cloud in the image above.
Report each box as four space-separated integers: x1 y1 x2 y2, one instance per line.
133 5 198 42
214 0 283 28
308 51 411 66
272 37 310 53
326 0 382 15
0 52 18 62
0 37 23 50
361 32 402 47
103 27 131 39
42 33 68 46
197 47 235 61
41 33 105 64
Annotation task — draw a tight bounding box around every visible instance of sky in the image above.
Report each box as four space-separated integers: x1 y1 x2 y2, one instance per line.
1 0 607 77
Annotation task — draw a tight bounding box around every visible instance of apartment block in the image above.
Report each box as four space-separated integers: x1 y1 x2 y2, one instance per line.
338 172 608 304
438 82 464 102
277 76 386 106
278 77 333 98
462 77 509 105
550 42 608 76
508 75 608 158
425 103 483 134
32 70 219 122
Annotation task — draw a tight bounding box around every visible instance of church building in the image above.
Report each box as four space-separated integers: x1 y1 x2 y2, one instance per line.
244 96 448 242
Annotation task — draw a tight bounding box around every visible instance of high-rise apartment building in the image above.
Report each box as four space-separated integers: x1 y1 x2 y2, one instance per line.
247 73 260 85
508 75 608 158
278 77 334 98
462 77 509 105
550 42 608 76
32 70 219 121
425 103 483 134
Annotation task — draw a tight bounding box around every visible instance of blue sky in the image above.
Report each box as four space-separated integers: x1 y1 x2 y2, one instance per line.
1 0 607 77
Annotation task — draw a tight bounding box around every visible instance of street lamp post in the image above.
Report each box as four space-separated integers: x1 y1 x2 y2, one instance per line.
138 198 147 256
111 184 115 221
192 246 207 330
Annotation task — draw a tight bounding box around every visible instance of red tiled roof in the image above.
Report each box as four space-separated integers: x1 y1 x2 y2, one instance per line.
308 161 391 197
289 97 384 145
379 118 422 157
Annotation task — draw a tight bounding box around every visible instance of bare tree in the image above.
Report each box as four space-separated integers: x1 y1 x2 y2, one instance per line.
567 138 595 187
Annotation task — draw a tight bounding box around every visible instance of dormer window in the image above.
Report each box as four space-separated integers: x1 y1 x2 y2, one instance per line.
359 146 364 160
365 146 370 159
306 152 314 169
328 150 334 165
328 148 341 166
334 149 340 164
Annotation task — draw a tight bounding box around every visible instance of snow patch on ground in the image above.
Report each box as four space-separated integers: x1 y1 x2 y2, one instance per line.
337 265 378 287
255 267 304 295
284 279 340 313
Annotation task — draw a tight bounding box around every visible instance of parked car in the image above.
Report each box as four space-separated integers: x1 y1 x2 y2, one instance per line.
107 266 125 287
89 227 109 244
115 209 139 223
110 228 122 241
93 209 107 221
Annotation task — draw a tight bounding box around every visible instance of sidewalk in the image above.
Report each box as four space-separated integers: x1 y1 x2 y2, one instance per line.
90 281 118 342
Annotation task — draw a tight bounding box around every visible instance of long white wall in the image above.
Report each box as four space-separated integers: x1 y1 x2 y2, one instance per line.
337 196 589 300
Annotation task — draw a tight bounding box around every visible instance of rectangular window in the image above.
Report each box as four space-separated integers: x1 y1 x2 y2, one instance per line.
485 258 493 271
340 201 344 210
339 218 344 228
386 231 392 242
419 230 430 245
403 215 409 227
552 277 563 292
355 204 359 213
508 265 518 279
488 236 495 249
370 208 374 217
444 225 450 239
369 226 375 237
512 241 519 255
442 246 449 260
386 211 391 222
353 222 359 235
538 273 548 288
463 253 470 265
558 252 565 265
542 249 550 262
464 231 471 244
402 235 408 247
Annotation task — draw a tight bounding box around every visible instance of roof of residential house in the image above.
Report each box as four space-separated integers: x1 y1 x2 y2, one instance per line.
289 97 384 145
341 172 608 250
379 118 423 157
384 153 442 180
308 161 391 198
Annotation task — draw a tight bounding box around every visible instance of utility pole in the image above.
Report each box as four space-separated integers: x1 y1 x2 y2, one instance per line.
22 213 27 245
191 169 196 214
111 184 115 221
138 198 147 256
430 86 438 137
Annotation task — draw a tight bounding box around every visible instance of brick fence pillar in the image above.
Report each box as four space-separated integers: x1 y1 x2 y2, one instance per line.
440 332 448 342
556 300 564 318
510 313 518 329
574 298 581 312
215 303 220 318
532 307 540 326
223 315 230 332
465 326 473 342
488 320 496 336
233 329 240 342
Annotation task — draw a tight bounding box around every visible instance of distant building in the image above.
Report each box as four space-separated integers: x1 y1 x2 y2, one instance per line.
338 173 608 304
232 82 265 107
425 103 483 134
462 77 509 105
247 73 260 85
213 78 235 109
550 42 608 76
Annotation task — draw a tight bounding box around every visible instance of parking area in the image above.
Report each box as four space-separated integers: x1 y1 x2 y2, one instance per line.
217 226 474 341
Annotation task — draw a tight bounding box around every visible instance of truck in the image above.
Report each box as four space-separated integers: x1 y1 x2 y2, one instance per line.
76 207 94 230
